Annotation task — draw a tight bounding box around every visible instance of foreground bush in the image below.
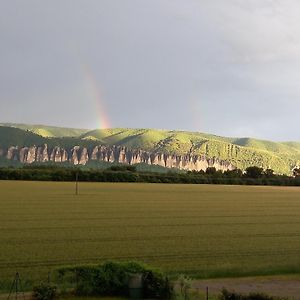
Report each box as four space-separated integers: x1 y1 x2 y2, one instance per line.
32 283 57 300
56 261 173 299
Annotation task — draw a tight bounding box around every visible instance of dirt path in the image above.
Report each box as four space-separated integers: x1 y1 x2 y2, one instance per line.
192 275 300 299
1 276 300 299
0 292 32 300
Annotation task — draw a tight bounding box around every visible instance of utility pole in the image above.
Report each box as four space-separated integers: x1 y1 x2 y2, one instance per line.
75 171 79 195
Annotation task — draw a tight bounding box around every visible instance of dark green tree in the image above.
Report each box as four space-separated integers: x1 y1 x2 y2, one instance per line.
245 166 263 179
264 169 275 177
206 167 217 175
293 168 300 177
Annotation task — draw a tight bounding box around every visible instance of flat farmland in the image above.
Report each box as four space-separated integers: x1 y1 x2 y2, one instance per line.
0 181 300 290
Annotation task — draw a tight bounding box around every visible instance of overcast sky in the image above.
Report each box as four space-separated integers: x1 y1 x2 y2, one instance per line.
1 0 300 141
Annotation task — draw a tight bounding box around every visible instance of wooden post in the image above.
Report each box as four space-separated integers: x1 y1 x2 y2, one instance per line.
75 171 78 195
206 286 209 300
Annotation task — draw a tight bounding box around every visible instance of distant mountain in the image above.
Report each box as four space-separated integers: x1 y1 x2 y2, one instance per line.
0 123 299 174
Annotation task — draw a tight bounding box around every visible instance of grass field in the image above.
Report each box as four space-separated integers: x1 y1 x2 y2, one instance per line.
0 181 300 292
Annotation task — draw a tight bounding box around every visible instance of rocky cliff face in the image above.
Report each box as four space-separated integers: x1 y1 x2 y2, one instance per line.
0 144 235 172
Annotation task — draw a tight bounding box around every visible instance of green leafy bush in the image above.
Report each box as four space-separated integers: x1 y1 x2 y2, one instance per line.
178 274 192 300
56 261 173 299
32 283 57 300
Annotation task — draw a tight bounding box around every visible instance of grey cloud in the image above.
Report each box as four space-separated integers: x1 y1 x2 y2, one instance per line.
0 0 299 140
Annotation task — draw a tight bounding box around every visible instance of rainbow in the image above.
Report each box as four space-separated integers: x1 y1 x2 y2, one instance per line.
82 64 111 129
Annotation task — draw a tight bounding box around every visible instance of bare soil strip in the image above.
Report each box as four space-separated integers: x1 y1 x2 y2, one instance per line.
193 276 300 299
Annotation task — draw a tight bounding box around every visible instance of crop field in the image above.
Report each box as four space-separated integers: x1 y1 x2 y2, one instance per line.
0 181 300 291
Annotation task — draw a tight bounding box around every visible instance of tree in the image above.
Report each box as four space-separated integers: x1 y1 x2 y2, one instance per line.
264 169 275 177
245 166 263 179
224 169 243 178
206 167 217 175
293 168 300 177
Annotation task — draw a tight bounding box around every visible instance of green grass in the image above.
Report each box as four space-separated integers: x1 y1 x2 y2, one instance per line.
0 181 299 292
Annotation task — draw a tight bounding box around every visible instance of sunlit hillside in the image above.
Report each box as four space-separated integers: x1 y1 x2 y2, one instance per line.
0 124 299 174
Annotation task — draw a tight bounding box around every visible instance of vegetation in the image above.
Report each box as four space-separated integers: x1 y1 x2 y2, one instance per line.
178 274 192 300
0 165 299 186
0 124 300 174
56 261 173 299
33 283 57 300
220 288 285 300
0 181 299 293
0 123 89 138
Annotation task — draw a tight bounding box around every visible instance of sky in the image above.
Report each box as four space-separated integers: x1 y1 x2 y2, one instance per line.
1 0 300 141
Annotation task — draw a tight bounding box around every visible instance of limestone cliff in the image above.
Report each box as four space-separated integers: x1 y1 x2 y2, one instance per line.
0 144 235 172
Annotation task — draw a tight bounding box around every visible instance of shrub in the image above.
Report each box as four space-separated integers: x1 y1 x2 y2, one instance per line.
56 261 173 299
32 283 57 300
108 165 137 172
219 288 285 300
178 274 192 300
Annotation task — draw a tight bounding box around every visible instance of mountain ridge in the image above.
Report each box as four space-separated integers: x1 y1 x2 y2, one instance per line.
2 122 298 144
0 123 299 174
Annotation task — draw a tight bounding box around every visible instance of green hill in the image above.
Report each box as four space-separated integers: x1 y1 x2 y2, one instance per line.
0 123 89 137
80 128 300 174
0 124 299 174
0 126 47 147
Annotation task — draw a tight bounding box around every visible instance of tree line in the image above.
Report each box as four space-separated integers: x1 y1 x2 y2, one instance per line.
0 164 299 186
